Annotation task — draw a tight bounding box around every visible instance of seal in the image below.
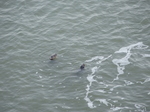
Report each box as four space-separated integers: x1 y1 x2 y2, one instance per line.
50 54 57 60
80 64 85 70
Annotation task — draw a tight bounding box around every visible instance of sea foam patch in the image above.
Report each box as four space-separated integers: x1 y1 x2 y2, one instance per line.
85 56 104 62
84 55 112 108
84 42 149 109
112 42 149 81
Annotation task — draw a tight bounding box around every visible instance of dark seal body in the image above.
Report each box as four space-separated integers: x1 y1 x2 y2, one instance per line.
80 64 85 70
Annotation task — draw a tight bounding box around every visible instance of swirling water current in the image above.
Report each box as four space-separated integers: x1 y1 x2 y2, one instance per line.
0 0 150 112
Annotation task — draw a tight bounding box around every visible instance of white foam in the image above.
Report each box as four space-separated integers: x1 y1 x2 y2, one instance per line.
96 90 106 93
87 75 96 86
85 56 104 62
134 103 147 111
62 106 71 109
124 80 134 86
113 42 148 81
110 85 123 91
143 77 150 83
85 78 96 108
97 55 112 64
84 55 112 108
85 85 90 91
112 53 131 75
115 42 148 54
84 66 98 108
91 66 98 75
136 77 150 85
67 62 72 64
84 96 96 108
84 42 149 109
39 69 43 71
39 75 42 78
142 54 150 57
76 97 79 99
111 106 129 111
95 99 110 106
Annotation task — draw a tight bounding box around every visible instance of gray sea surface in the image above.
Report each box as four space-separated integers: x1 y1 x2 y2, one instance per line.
0 0 150 112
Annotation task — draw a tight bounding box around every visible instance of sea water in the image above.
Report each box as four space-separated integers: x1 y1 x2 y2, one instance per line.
0 0 150 112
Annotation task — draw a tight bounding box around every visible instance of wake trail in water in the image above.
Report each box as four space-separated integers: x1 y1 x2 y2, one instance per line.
84 42 149 109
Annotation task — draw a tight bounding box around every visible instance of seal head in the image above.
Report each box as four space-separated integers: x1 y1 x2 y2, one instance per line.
50 54 57 60
80 64 85 70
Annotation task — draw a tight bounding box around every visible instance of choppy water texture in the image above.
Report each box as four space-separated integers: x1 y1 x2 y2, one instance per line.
0 0 150 112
